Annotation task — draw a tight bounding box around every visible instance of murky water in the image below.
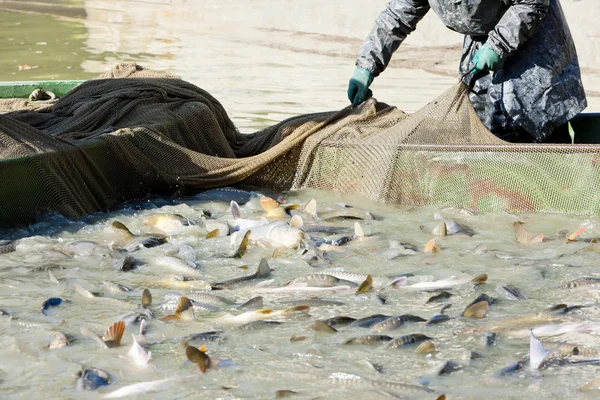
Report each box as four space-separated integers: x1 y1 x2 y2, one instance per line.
2 1 600 398
2 188 600 399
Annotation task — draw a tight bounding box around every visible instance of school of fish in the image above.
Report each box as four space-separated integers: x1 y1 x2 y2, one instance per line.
1 187 600 399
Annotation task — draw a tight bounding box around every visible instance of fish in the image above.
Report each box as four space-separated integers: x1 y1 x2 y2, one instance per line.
240 221 305 249
184 331 224 345
437 361 461 376
219 306 310 325
236 320 283 330
416 341 436 354
461 301 489 319
278 299 345 307
79 367 110 390
103 281 134 294
228 201 269 232
113 256 142 271
426 315 451 326
497 361 526 376
385 241 419 259
355 275 373 295
142 213 194 234
0 239 16 254
48 332 68 349
350 314 391 329
371 315 426 333
405 274 487 290
41 297 64 315
102 378 179 399
433 213 475 236
287 274 358 288
260 195 298 218
341 335 393 345
426 291 453 303
160 297 194 322
275 390 298 398
128 334 151 368
154 256 202 277
513 221 544 245
211 258 271 289
111 221 167 249
560 277 600 288
311 320 338 333
501 284 526 300
320 316 357 329
65 240 112 258
386 334 432 349
186 345 211 373
580 377 600 392
195 187 254 204
465 294 495 308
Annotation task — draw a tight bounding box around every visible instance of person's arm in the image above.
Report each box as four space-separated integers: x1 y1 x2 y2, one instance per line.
486 0 550 59
356 0 431 77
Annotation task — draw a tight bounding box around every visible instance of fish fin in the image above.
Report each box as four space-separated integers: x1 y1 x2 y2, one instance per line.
237 296 263 311
283 305 310 314
256 258 271 278
356 275 373 295
303 198 318 218
290 215 303 228
433 212 444 220
272 248 280 258
232 230 251 259
416 341 436 354
230 201 242 220
185 345 209 373
48 270 58 284
433 222 447 236
424 239 440 253
73 283 96 299
389 276 407 287
102 320 125 347
206 229 220 239
285 204 300 213
436 396 446 400
175 297 194 321
513 221 534 244
312 320 337 333
255 309 273 315
139 319 147 335
142 289 152 308
567 227 586 242
354 222 364 238
462 301 488 319
111 221 134 237
260 196 280 212
531 234 544 244
80 327 108 349
471 273 488 285
199 344 207 352
529 330 551 370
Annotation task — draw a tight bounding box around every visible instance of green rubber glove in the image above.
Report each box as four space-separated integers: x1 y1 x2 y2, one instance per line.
347 67 374 105
473 43 504 72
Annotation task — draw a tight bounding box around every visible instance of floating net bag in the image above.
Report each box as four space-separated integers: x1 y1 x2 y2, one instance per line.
1 63 599 227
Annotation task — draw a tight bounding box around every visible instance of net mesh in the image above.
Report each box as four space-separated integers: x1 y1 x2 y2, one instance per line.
1 63 599 227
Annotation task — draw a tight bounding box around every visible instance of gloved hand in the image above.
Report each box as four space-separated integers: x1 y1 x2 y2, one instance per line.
473 43 504 72
347 67 374 105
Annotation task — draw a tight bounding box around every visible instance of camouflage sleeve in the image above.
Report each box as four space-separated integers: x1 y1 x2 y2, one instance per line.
487 0 550 58
355 0 430 77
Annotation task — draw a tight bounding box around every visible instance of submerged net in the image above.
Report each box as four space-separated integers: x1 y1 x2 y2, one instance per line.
1 63 599 227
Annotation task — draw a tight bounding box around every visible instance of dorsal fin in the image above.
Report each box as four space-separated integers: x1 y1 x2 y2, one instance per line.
255 258 271 278
290 215 303 228
237 296 264 311
303 198 318 218
102 320 125 347
230 201 242 220
232 230 251 259
206 228 220 239
260 196 280 212
529 330 551 369
112 221 134 237
354 222 364 238
142 288 152 308
355 275 373 295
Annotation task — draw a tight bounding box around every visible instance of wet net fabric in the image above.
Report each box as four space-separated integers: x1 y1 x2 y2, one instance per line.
1 63 599 227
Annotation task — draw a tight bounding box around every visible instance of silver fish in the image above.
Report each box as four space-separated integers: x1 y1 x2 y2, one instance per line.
211 258 271 289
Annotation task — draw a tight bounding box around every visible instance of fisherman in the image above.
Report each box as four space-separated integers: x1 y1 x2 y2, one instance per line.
347 0 587 142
